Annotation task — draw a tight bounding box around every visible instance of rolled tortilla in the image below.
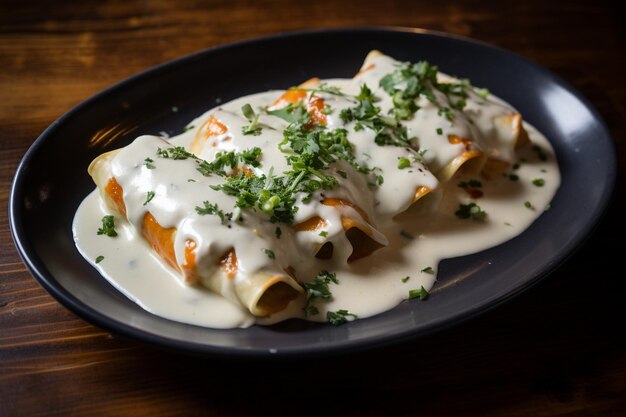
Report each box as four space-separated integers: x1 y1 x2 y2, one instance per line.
88 139 302 316
188 110 390 262
293 197 388 262
353 51 491 184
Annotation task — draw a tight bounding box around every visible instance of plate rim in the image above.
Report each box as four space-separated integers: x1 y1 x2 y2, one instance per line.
9 26 617 358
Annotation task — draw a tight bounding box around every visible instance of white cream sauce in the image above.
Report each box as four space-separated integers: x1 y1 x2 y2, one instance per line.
73 54 560 329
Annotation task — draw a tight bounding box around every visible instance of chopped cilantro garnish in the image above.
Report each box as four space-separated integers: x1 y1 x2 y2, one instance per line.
303 270 338 317
340 84 414 147
319 230 328 237
327 310 357 325
532 178 545 187
143 157 155 169
97 215 117 237
95 255 104 264
436 128 443 135
198 147 262 176
397 157 411 169
195 201 232 225
544 203 552 211
143 191 155 206
455 203 487 221
241 103 262 136
401 276 410 283
409 286 429 300
268 102 310 124
157 146 194 160
302 82 347 98
524 201 535 210
509 174 519 181
275 227 282 239
183 125 195 132
380 60 474 124
264 249 275 259
205 112 376 223
421 266 434 274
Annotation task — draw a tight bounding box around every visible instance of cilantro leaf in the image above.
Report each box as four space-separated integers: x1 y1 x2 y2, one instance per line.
195 201 232 225
327 309 357 325
409 286 429 300
303 270 339 317
455 203 487 221
97 215 117 237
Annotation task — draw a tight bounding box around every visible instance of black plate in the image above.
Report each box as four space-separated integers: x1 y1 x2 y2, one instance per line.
9 27 616 357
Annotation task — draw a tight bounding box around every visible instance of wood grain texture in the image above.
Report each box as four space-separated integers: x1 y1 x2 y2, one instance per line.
1 0 625 416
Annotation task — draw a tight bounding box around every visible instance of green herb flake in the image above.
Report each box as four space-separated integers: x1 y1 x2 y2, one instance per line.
241 103 262 136
143 157 156 169
275 227 282 239
524 201 535 210
512 163 520 170
455 202 487 221
509 174 519 182
187 179 196 182
195 201 232 225
183 125 195 132
319 230 329 237
421 266 434 274
143 191 155 206
303 270 338 317
268 102 310 124
436 128 443 135
409 286 429 301
264 249 275 259
544 203 552 211
532 178 545 187
401 276 410 283
340 83 415 148
95 255 104 264
397 157 411 169
327 309 357 325
97 215 118 237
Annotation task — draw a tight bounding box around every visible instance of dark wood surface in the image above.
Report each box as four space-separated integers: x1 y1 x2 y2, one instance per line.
1 1 625 415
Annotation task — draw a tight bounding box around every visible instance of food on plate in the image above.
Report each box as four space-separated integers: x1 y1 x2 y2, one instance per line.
73 51 560 328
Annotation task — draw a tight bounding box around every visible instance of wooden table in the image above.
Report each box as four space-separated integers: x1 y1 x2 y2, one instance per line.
1 1 625 415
